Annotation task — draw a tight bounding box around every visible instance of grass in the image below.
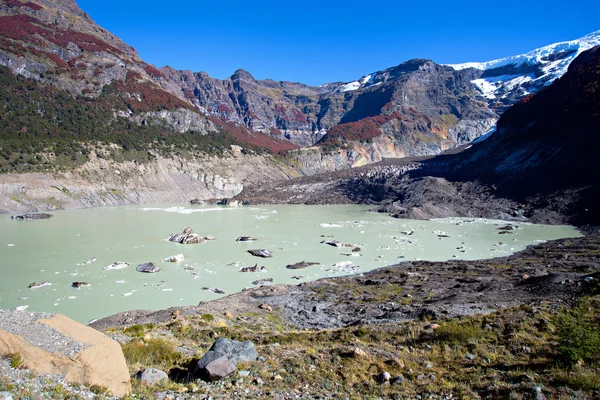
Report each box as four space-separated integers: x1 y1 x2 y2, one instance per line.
102 301 595 398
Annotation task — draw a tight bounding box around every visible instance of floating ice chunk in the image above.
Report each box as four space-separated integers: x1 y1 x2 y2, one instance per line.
163 254 184 263
162 288 173 291
103 262 130 270
116 280 126 284
320 223 342 228
122 292 133 297
7 244 14 247
77 257 97 266
16 305 29 311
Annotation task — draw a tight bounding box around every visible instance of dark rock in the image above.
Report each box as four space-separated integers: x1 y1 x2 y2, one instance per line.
376 371 391 383
190 199 205 205
12 213 52 220
252 278 273 286
195 338 258 381
135 368 168 385
195 352 236 382
202 287 225 294
164 227 208 244
210 338 259 364
285 261 319 270
236 236 257 242
71 282 90 289
240 264 267 272
391 375 404 386
136 263 160 273
248 249 272 258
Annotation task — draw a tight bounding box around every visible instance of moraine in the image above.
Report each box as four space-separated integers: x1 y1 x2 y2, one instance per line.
0 204 581 323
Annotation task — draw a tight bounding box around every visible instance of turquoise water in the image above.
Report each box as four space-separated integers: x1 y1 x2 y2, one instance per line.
0 204 581 323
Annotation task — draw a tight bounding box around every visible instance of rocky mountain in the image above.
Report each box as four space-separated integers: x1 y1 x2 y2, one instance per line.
161 31 600 170
236 45 600 226
0 0 295 164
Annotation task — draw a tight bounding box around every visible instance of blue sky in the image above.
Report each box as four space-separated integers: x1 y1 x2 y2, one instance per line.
77 0 599 85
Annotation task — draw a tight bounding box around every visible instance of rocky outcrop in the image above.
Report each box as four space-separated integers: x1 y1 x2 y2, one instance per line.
0 150 299 214
0 310 130 397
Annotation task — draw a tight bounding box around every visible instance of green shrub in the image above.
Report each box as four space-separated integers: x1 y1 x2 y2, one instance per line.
433 321 486 345
201 313 215 322
121 338 182 369
123 324 146 338
554 300 600 366
9 353 23 369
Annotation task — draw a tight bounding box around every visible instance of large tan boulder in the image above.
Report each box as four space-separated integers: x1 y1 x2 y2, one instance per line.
0 310 131 397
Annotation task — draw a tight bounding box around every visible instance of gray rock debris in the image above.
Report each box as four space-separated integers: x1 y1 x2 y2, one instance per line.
0 310 86 357
135 368 169 385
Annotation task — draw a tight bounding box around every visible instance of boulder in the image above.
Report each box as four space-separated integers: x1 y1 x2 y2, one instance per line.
136 262 160 273
195 338 258 382
135 368 169 385
190 199 205 205
196 352 236 381
0 310 130 397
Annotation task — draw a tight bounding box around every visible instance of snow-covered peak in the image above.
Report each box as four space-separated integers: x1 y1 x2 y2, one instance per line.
446 30 600 72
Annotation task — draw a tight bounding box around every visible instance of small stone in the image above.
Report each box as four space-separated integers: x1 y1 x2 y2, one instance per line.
238 370 250 377
425 362 433 369
258 303 273 312
258 356 267 362
254 377 264 385
0 392 13 400
224 312 233 319
135 368 169 385
522 346 532 354
533 386 547 400
352 348 367 358
426 323 440 330
376 371 391 383
391 375 404 386
466 353 476 360
273 374 283 381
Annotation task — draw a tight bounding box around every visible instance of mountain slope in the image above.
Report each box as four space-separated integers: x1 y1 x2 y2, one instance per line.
446 30 600 108
235 46 600 226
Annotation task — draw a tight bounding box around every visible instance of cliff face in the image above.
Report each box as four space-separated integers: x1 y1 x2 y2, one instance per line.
163 60 498 151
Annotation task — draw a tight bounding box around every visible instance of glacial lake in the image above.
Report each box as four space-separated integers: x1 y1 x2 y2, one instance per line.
0 204 582 323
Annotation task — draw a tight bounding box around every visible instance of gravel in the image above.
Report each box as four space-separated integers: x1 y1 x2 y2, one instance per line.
0 310 86 357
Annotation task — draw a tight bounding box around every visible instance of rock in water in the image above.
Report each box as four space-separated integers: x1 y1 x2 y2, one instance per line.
136 263 160 273
164 227 210 244
72 282 91 289
135 368 169 385
0 310 131 396
11 213 52 220
252 278 273 286
286 261 319 270
190 199 205 205
236 236 257 242
247 249 272 258
28 281 51 289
